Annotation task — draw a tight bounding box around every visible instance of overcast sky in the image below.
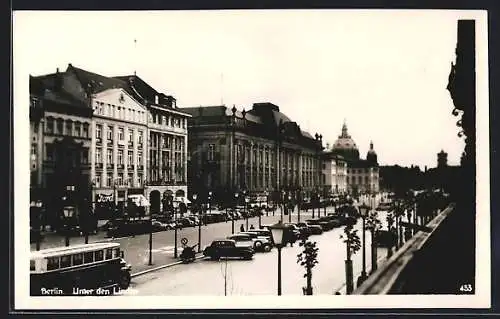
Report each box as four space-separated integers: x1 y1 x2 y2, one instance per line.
15 10 481 169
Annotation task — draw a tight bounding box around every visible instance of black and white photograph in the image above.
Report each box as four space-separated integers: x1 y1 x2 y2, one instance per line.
13 9 490 309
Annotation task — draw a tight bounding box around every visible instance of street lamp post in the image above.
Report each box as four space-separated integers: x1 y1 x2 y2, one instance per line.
265 190 269 217
233 192 238 234
148 200 153 266
208 191 212 215
280 191 285 221
269 221 287 296
288 195 292 223
174 205 178 258
193 194 201 253
357 203 370 286
245 197 250 230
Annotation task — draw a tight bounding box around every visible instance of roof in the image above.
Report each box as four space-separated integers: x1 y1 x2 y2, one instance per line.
29 73 88 108
180 106 227 117
69 64 126 94
30 242 120 259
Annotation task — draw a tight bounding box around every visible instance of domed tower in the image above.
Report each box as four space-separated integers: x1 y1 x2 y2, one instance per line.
437 149 448 168
366 141 378 165
331 120 360 161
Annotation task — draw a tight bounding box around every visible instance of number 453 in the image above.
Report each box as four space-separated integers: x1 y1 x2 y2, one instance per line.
459 284 473 292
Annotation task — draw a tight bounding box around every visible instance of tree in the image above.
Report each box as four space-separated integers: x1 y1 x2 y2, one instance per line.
340 224 361 294
297 238 319 295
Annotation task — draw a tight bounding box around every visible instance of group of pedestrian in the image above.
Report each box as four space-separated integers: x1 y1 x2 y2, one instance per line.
240 224 256 232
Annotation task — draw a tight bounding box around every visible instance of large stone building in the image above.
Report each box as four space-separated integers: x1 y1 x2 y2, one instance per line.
326 122 380 195
321 153 348 195
29 66 94 227
179 102 323 204
30 64 190 220
116 75 190 214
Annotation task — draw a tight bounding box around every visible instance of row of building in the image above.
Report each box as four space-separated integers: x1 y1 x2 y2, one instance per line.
29 64 380 221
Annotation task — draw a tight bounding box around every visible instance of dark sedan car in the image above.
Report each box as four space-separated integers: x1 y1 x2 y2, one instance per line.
203 239 254 260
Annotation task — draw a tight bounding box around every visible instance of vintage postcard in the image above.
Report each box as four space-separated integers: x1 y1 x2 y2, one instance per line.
13 9 490 310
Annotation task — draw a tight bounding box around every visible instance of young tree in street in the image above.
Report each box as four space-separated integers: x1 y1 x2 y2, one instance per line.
366 210 382 274
340 224 361 294
297 238 319 295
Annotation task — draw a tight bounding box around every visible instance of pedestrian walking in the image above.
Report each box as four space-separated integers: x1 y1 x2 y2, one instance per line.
250 224 255 230
240 224 245 232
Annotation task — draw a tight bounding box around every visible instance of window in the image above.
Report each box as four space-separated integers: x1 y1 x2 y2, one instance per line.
95 175 101 188
107 126 113 141
137 174 142 186
65 121 72 136
138 131 143 144
84 251 94 263
107 176 112 188
117 173 123 185
128 174 133 187
56 119 63 135
47 257 59 270
82 149 88 164
46 144 54 161
113 248 121 258
118 149 123 165
137 151 142 165
31 144 36 155
95 250 104 261
365 176 369 183
118 127 124 140
30 259 35 271
75 123 81 137
162 115 166 125
128 129 134 143
128 151 133 165
60 255 71 268
73 253 83 266
46 118 54 134
107 149 113 164
105 248 113 259
96 124 102 139
95 148 102 163
207 144 215 161
83 123 89 138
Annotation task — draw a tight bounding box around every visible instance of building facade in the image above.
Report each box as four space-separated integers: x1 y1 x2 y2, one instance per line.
90 88 149 217
30 64 190 220
321 154 348 194
329 122 380 195
116 75 190 214
180 102 323 204
29 66 93 228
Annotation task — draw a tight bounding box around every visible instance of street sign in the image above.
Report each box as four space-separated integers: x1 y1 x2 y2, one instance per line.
400 221 432 233
181 237 188 245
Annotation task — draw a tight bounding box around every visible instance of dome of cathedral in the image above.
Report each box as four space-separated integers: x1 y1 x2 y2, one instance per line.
331 122 360 160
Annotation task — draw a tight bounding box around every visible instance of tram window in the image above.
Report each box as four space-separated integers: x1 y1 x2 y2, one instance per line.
61 255 71 268
73 253 83 265
105 248 113 259
113 248 120 258
84 251 94 263
47 257 60 270
95 250 104 261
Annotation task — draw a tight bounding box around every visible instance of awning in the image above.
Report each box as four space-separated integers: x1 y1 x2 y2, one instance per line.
128 194 150 207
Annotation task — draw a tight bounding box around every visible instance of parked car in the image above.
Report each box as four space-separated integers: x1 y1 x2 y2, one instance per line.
295 222 313 237
227 233 272 252
151 219 176 231
238 232 273 252
304 220 324 235
177 217 195 228
106 219 152 237
203 239 254 260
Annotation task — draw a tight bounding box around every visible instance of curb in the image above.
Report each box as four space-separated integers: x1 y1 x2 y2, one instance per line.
131 255 206 278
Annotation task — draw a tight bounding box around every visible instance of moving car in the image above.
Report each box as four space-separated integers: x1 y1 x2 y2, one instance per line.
203 239 254 260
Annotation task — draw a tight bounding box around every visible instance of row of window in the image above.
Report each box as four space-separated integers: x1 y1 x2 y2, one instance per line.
94 173 144 188
45 247 120 271
150 112 187 129
150 134 185 151
348 168 379 174
95 125 144 144
94 101 147 123
346 175 378 184
45 118 90 138
95 148 143 166
43 144 89 163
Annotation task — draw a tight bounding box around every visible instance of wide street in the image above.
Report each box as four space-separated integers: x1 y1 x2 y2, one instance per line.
120 211 389 296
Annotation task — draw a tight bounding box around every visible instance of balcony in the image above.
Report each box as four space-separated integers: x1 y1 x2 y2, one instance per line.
96 138 102 145
95 163 103 169
354 204 458 295
137 165 144 171
106 163 114 169
127 164 134 170
117 164 125 169
107 140 113 147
